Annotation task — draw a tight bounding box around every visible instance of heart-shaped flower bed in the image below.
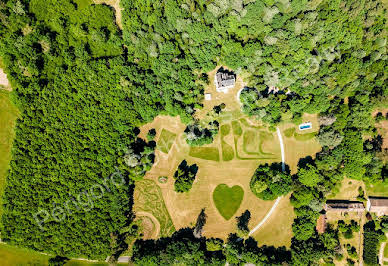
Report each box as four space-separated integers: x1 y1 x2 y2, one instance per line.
213 184 244 220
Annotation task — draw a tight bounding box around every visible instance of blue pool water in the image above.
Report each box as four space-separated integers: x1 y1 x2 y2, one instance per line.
299 125 311 130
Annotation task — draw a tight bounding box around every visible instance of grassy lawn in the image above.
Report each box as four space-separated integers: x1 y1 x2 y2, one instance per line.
294 131 316 141
327 178 365 200
0 91 19 218
157 128 177 154
252 195 294 248
284 127 295 138
0 243 51 266
384 242 388 258
0 243 113 265
283 126 316 141
189 146 220 161
231 120 243 136
213 184 244 220
65 261 109 266
220 124 231 136
243 130 260 154
134 179 175 237
73 0 92 8
365 181 388 197
221 140 235 161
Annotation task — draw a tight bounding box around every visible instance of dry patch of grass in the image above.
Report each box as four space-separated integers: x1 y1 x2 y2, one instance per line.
327 178 365 200
251 194 295 248
93 0 122 29
0 68 10 91
195 66 246 120
279 114 321 173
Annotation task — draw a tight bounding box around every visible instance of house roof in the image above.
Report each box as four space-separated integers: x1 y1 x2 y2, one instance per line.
215 71 235 89
325 200 365 211
369 197 388 207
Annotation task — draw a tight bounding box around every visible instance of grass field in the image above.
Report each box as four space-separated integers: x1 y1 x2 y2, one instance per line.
221 124 231 136
232 120 243 136
252 195 294 248
294 131 316 141
243 130 260 154
384 243 388 257
157 128 177 154
279 114 321 173
213 184 244 220
0 243 51 266
0 91 19 218
283 126 316 141
327 178 365 200
189 146 220 161
365 181 388 197
221 140 235 161
74 0 92 8
134 179 175 237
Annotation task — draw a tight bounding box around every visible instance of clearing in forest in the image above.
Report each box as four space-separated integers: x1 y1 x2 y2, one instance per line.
93 0 123 29
134 67 321 246
278 113 322 173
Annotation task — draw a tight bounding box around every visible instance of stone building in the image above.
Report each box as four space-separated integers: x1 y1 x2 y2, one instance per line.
324 200 365 213
215 68 235 93
367 197 388 216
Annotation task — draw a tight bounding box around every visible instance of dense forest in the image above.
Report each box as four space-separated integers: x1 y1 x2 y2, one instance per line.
0 0 387 263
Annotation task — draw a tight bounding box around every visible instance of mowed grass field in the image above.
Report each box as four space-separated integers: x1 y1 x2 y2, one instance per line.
279 113 321 173
0 243 113 266
213 184 244 220
0 243 51 266
0 91 19 218
251 195 295 248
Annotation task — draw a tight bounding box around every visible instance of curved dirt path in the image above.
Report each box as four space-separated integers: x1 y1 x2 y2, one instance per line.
135 211 161 239
249 127 285 235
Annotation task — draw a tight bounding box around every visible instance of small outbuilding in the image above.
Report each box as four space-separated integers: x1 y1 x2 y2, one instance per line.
205 93 212 101
316 214 327 234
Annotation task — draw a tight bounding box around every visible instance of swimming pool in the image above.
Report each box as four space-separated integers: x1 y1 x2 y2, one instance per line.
299 122 312 130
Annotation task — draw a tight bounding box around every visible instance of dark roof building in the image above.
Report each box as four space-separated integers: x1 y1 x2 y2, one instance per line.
324 200 365 213
215 68 235 92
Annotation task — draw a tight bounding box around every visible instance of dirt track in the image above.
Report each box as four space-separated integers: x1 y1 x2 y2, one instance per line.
0 68 10 90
